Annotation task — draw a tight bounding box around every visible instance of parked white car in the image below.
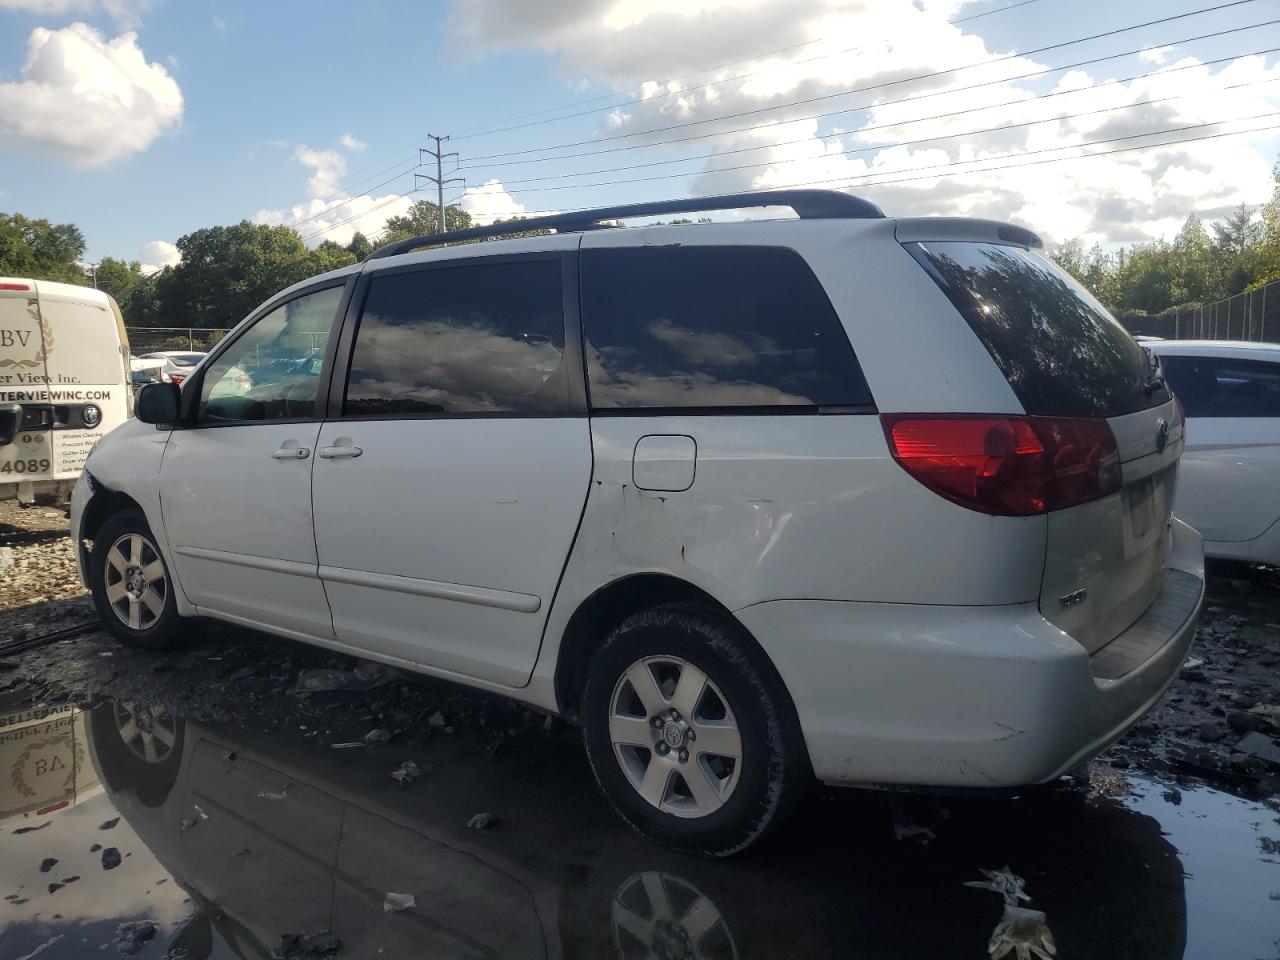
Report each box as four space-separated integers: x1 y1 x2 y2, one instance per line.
70 191 1203 855
135 351 207 386
1150 339 1280 565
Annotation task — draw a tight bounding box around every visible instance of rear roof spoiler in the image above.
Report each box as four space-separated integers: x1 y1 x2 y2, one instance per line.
894 217 1042 249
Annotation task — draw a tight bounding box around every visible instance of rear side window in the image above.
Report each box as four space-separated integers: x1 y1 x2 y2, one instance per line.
344 258 570 416
581 246 873 410
908 241 1169 418
1161 355 1280 418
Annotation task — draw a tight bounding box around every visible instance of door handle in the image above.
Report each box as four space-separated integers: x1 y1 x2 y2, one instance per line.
318 445 363 459
271 445 310 460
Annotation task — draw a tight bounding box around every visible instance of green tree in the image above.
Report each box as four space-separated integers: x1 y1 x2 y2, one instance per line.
379 201 472 244
0 213 89 284
93 256 145 301
346 231 374 260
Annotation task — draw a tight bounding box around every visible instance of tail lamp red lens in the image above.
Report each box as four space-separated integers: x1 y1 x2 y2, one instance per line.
881 414 1121 516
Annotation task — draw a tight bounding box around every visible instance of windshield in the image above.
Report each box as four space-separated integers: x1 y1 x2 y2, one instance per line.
907 241 1169 418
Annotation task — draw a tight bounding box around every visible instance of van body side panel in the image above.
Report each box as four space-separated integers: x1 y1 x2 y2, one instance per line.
34 285 130 480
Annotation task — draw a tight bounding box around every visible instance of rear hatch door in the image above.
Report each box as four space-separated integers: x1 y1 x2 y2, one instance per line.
903 233 1180 652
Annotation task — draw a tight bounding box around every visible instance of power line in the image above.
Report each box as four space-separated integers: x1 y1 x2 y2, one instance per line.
461 118 1280 221
487 75 1280 196
461 1 1265 164
484 48 1278 189
451 0 1044 141
280 0 1042 209
460 19 1280 173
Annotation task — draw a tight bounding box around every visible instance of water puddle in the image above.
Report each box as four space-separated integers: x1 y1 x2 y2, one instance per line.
1 698 1277 959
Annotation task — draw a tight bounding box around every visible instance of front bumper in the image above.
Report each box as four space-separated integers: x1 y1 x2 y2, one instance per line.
69 471 92 588
736 518 1205 788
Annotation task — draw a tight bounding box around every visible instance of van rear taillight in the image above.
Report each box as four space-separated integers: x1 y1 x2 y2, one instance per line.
881 414 1120 516
0 283 30 291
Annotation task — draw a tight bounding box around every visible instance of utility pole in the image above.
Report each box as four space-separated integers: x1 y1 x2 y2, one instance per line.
418 135 464 233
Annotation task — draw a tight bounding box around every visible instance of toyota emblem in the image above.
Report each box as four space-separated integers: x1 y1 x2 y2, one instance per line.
1154 417 1169 453
82 403 102 428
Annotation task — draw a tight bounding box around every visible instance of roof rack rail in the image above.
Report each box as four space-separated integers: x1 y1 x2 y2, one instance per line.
365 189 884 260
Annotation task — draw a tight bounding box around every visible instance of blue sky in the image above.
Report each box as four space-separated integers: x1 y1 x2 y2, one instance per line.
1 0 1278 266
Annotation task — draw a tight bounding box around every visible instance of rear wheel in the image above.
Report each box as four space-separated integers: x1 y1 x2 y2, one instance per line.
581 604 808 857
89 510 182 649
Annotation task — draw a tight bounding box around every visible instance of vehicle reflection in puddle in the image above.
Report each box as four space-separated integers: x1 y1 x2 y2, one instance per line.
0 698 1276 959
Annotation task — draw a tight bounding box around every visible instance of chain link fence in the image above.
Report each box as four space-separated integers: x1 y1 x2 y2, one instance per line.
124 327 232 355
1120 280 1278 342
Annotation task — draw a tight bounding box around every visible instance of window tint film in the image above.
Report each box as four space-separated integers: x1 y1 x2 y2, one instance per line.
581 246 872 410
908 241 1169 418
344 259 569 416
198 285 342 423
1161 355 1280 418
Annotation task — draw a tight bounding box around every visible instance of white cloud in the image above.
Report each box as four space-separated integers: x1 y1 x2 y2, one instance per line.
138 239 178 274
0 0 153 28
447 0 1280 247
0 23 182 168
255 192 416 247
339 132 367 151
460 179 529 224
293 145 346 199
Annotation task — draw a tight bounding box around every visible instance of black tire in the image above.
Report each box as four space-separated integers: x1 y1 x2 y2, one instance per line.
87 701 185 808
581 603 809 857
89 509 183 650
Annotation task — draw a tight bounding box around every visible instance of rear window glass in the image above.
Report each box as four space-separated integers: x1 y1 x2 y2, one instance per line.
907 241 1169 418
344 258 569 416
1160 355 1280 418
581 246 873 410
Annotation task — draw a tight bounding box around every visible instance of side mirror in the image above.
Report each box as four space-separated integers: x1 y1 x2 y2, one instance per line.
135 382 181 425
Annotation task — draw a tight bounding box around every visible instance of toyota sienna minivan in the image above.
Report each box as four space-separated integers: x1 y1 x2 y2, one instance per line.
70 190 1203 855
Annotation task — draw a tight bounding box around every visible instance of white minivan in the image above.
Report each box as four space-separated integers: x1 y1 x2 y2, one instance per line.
0 278 131 506
70 191 1204 855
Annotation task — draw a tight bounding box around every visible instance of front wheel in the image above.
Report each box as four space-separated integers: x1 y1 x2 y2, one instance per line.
581 604 808 857
89 510 183 649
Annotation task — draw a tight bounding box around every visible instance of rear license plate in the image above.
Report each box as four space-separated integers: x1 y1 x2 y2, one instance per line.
1123 469 1172 559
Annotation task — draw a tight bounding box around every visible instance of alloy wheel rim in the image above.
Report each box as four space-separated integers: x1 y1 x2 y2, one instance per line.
103 532 167 631
612 871 738 960
113 701 177 763
609 655 743 819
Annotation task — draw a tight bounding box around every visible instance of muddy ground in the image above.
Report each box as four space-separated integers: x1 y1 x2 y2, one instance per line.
3 499 1278 798
0 500 1278 958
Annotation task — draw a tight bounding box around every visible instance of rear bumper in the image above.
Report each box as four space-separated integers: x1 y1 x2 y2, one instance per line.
736 518 1205 788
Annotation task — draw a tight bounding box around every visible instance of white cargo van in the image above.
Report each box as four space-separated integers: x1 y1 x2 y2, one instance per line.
0 277 131 506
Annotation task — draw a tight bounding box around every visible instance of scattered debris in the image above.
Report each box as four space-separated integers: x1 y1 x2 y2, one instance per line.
467 812 498 831
225 665 256 682
257 787 289 801
383 892 416 913
38 858 57 873
891 814 936 845
428 711 446 729
101 848 122 871
389 760 422 786
987 904 1057 960
1234 731 1280 765
90 843 101 852
13 934 62 960
46 883 63 895
964 867 1031 906
193 804 208 821
274 931 341 959
296 661 395 693
99 818 120 831
363 727 391 745
113 920 156 957
329 741 364 750
12 823 51 836
1161 787 1183 805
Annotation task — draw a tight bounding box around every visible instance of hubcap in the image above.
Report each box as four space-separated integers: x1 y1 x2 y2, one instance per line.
612 872 738 960
113 701 177 763
103 532 167 631
609 656 743 819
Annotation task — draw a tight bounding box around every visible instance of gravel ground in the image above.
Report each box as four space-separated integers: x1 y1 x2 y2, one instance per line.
1 498 1278 799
